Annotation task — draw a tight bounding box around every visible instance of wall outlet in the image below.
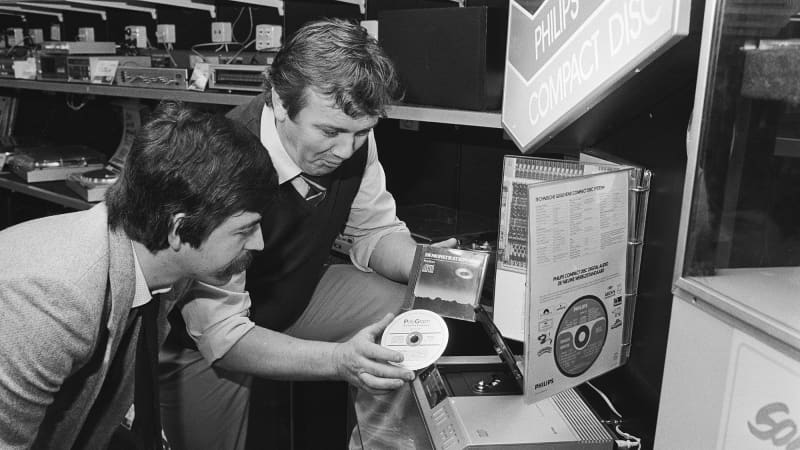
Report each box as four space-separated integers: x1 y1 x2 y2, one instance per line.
50 24 61 41
255 24 282 50
155 24 176 44
6 28 23 47
360 20 378 40
211 22 232 43
125 25 148 48
77 27 94 42
28 28 44 44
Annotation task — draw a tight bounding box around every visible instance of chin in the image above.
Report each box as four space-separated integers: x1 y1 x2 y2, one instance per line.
306 167 332 176
203 273 233 286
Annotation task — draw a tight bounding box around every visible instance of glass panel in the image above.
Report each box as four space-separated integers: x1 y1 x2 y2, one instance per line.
683 1 800 308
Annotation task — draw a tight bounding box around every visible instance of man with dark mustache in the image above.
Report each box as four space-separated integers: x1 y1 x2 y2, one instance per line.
0 101 278 449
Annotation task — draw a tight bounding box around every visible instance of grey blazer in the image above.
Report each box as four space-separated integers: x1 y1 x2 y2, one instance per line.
0 203 173 449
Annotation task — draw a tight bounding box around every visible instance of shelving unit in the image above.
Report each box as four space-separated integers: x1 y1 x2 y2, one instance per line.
0 79 503 128
0 75 503 211
0 172 91 210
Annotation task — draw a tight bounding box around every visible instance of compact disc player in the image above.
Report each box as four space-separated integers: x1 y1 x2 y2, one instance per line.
411 355 614 450
409 307 614 449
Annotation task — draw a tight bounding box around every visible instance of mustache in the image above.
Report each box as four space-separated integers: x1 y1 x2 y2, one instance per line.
218 251 254 278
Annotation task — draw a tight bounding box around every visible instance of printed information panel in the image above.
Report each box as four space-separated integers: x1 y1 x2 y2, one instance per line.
523 170 630 404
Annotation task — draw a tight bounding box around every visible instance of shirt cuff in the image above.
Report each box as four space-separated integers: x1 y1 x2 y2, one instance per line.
348 224 410 272
180 276 255 363
195 317 255 363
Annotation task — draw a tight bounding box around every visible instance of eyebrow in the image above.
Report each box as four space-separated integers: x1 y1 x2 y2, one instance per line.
316 123 375 134
235 219 261 232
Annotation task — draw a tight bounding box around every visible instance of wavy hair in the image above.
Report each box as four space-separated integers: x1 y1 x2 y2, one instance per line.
264 18 403 119
107 101 277 251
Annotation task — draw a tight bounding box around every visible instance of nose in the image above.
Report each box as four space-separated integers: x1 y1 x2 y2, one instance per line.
246 224 264 251
331 133 358 160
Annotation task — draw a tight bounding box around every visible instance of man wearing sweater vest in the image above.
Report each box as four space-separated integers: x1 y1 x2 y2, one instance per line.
159 18 454 450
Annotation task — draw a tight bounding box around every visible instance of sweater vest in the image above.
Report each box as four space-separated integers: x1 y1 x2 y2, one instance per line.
246 143 367 330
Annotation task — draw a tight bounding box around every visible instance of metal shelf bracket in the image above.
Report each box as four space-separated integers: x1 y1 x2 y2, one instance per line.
334 0 365 14
67 0 158 20
0 6 62 21
134 0 216 18
229 0 285 16
16 2 107 20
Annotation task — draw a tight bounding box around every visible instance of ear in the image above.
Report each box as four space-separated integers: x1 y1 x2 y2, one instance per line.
167 213 187 251
271 87 288 122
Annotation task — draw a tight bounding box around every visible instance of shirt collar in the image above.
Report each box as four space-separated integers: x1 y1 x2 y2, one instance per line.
260 104 302 185
131 242 171 308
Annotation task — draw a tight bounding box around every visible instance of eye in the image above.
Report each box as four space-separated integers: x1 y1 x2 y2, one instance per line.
237 226 256 236
322 129 339 138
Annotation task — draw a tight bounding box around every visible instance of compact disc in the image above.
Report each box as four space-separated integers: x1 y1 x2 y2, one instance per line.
381 309 449 371
554 295 607 377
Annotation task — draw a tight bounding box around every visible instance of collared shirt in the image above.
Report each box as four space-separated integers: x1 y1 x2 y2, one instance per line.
131 243 172 308
258 104 408 270
179 104 409 363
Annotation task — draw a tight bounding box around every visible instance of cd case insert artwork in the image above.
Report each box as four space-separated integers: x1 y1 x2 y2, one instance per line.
405 244 490 322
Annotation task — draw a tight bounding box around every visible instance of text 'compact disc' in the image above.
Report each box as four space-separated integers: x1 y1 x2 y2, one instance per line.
381 309 449 371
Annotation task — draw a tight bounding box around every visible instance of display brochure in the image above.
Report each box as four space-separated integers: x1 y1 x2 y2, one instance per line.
405 244 490 322
580 149 652 362
522 170 630 404
494 156 622 341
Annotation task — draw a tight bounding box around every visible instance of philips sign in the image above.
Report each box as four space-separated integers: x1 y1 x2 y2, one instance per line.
502 0 690 153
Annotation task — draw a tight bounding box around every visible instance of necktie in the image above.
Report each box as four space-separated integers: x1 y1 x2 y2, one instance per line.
132 298 162 450
291 174 327 207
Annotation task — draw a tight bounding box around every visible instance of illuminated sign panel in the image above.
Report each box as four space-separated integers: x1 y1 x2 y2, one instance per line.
502 0 690 153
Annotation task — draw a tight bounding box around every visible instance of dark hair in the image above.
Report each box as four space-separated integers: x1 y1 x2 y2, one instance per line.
107 101 277 252
264 18 403 119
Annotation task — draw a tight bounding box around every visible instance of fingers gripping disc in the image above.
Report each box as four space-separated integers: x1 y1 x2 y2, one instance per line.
381 309 449 371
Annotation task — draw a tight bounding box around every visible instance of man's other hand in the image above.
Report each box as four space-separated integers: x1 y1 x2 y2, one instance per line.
431 238 458 248
331 313 415 394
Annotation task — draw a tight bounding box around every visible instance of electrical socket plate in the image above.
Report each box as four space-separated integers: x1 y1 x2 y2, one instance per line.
156 24 176 44
29 28 44 44
125 25 147 48
211 22 232 43
50 24 61 41
6 28 23 47
360 20 378 40
77 27 94 42
255 24 282 50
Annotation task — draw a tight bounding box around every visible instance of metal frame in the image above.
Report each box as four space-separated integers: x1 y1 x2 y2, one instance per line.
16 2 107 20
672 0 800 352
229 0 284 16
67 0 158 20
672 0 720 286
133 0 216 18
335 0 364 14
0 5 62 21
